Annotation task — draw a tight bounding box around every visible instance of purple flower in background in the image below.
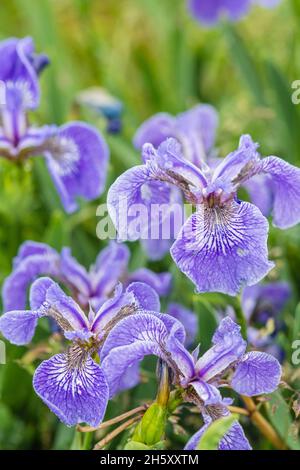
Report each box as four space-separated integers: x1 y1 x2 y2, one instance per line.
241 282 291 358
2 240 172 312
101 315 281 449
108 135 300 295
167 302 198 347
0 37 109 213
188 0 281 27
134 104 219 167
0 277 168 426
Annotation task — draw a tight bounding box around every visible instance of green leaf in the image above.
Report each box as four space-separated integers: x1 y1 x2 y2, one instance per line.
265 61 300 164
266 391 300 450
197 415 237 450
124 441 152 450
224 24 265 105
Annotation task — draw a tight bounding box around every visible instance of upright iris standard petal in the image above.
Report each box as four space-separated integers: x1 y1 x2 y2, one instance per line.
231 351 281 396
211 134 260 187
91 241 130 297
0 37 47 108
195 317 246 381
29 277 89 333
33 351 109 427
45 122 109 213
126 282 160 312
101 313 170 396
101 313 191 396
134 105 218 167
60 248 91 299
170 201 274 296
0 310 39 345
107 162 183 250
134 113 176 150
191 380 223 405
2 244 60 311
260 156 300 229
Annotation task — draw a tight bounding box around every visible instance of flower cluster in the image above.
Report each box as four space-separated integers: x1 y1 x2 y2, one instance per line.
0 28 292 452
0 37 109 213
108 134 300 295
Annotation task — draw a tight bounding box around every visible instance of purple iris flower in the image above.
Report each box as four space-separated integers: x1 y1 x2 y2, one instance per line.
101 315 281 450
0 37 109 213
132 105 218 260
2 240 172 312
108 135 300 295
0 277 173 426
134 104 273 219
241 282 291 359
188 0 281 27
167 303 198 347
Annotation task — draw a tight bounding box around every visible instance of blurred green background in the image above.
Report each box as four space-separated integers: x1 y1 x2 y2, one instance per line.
0 0 300 450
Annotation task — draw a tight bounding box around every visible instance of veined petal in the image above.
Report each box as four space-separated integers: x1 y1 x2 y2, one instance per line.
2 245 60 311
101 313 170 397
195 317 246 382
167 303 198 347
30 277 89 332
134 105 218 167
212 135 260 189
126 282 160 312
260 156 300 229
231 351 281 396
91 283 134 333
0 310 39 345
44 122 109 213
128 268 172 296
33 350 109 427
113 361 140 395
108 162 184 246
219 422 252 450
170 200 274 296
143 138 208 191
101 313 192 396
